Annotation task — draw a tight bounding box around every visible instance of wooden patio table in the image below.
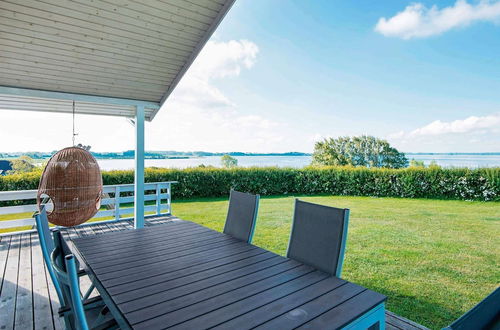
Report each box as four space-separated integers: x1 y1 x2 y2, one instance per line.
69 219 386 330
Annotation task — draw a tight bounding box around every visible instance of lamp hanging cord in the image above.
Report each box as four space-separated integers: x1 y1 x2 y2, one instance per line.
72 100 78 146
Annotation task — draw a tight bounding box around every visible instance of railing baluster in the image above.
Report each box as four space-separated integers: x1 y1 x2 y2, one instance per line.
156 183 161 216
114 186 120 221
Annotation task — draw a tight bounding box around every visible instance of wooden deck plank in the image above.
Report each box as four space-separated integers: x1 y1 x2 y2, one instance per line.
14 233 34 329
76 225 94 237
31 233 55 330
88 223 106 235
386 310 430 330
0 217 428 330
0 234 21 330
44 255 63 330
0 235 11 292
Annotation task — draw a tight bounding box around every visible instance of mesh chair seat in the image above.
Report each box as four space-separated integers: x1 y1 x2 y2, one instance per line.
223 190 260 243
287 199 349 277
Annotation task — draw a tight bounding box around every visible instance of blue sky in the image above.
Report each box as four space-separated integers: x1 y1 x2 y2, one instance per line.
1 0 499 152
209 0 500 152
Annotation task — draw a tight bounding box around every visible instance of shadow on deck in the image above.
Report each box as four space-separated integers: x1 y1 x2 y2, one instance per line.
0 216 428 330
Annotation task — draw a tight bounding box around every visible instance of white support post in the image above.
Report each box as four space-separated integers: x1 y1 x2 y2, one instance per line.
134 105 145 229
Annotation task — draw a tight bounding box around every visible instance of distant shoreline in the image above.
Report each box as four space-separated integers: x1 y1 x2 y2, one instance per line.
1 152 500 161
405 152 500 155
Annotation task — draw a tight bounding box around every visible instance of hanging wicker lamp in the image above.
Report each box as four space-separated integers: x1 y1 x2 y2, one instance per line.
37 146 103 227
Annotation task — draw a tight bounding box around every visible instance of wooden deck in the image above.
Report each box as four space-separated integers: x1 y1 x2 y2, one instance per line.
0 216 428 330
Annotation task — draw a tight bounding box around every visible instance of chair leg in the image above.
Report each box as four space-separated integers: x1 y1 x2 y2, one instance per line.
82 283 95 300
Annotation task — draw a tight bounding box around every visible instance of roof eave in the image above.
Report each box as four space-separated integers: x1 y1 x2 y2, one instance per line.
150 0 237 121
0 86 160 121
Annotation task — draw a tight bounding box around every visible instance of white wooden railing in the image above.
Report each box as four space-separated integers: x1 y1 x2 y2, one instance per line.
0 181 176 234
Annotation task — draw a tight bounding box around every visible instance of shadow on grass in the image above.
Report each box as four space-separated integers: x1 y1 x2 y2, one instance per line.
364 283 461 329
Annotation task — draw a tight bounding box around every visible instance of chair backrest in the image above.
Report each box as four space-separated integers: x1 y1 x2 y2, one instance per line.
286 199 349 277
51 230 89 330
34 207 64 303
223 190 260 243
444 287 500 330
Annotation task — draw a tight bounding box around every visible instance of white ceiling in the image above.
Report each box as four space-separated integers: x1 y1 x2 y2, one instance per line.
0 0 235 121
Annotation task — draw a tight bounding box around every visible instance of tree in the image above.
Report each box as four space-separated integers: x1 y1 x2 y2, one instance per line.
410 159 441 169
428 160 441 169
9 155 36 173
221 154 238 168
312 135 408 168
409 159 425 167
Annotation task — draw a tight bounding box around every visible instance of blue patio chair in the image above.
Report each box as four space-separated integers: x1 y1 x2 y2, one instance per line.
443 287 499 330
286 199 349 277
34 206 65 302
34 208 104 327
34 207 95 301
51 230 117 330
223 190 260 243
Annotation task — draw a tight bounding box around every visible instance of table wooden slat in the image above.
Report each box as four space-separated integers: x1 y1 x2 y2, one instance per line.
113 254 284 305
102 245 262 289
76 224 209 254
91 236 240 275
71 220 386 330
212 277 346 330
296 290 387 329
107 248 269 295
88 232 234 268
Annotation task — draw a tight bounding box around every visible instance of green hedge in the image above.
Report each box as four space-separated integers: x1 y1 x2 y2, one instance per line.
1 166 499 201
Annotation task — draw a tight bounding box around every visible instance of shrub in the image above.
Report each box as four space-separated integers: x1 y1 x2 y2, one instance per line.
1 166 498 203
312 135 408 168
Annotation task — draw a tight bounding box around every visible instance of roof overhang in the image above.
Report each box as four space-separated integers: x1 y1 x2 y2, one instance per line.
0 86 160 120
0 0 236 121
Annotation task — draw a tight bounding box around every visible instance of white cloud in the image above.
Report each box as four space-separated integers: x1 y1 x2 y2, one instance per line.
171 39 259 108
375 0 500 39
387 113 500 152
389 113 500 139
410 113 500 136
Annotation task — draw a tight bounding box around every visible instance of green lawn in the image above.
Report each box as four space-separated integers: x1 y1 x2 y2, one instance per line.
171 195 499 329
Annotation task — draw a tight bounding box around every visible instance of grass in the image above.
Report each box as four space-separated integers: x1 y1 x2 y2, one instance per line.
170 195 499 329
1 195 498 328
